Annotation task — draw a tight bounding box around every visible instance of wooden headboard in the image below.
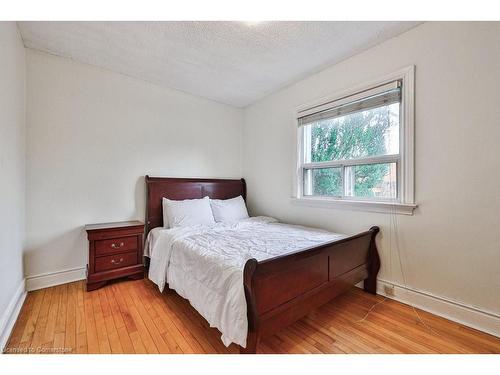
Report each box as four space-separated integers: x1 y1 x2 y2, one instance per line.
145 175 246 234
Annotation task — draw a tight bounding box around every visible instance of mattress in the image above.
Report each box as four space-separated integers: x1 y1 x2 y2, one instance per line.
145 216 344 347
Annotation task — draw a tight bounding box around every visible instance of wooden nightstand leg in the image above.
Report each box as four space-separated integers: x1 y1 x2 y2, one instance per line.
86 281 107 292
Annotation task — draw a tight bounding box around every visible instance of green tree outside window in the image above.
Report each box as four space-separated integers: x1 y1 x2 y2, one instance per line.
308 104 397 197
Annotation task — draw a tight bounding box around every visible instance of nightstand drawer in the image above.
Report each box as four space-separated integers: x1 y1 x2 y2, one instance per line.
95 236 138 256
95 251 138 272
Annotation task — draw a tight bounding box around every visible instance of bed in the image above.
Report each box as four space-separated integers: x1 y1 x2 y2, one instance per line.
144 175 380 354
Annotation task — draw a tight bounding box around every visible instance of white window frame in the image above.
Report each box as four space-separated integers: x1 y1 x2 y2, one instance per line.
291 66 417 215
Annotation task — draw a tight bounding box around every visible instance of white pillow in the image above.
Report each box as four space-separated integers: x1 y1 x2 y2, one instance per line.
210 196 249 223
162 196 215 228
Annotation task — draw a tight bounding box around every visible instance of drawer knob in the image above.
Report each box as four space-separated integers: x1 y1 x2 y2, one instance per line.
111 242 124 249
111 258 124 265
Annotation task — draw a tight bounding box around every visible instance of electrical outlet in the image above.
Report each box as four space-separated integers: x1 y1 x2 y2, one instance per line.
384 285 395 296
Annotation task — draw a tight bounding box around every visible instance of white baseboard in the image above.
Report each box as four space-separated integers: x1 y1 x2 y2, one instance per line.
359 279 500 338
0 279 27 352
25 267 86 292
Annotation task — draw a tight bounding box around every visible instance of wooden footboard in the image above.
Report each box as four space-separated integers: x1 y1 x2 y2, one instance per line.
241 226 380 353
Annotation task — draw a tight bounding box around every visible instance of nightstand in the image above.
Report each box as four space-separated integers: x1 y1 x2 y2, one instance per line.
85 220 145 291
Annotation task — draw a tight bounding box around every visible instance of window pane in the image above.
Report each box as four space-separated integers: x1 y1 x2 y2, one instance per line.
345 163 397 199
303 167 342 197
304 102 399 163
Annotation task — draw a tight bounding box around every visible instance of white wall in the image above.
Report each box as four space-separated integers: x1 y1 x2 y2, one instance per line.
0 23 26 335
243 22 500 327
25 49 242 280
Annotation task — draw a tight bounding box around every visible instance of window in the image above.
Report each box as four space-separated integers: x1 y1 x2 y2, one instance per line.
294 67 416 214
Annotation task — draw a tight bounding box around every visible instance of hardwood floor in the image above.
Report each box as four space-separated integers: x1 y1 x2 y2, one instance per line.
5 278 500 354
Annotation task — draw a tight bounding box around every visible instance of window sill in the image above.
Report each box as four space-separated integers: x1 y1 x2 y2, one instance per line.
290 197 417 215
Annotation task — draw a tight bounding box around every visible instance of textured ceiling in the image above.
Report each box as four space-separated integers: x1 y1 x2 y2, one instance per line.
18 21 421 107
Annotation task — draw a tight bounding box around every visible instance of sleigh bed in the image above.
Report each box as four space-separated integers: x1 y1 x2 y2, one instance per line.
145 175 380 354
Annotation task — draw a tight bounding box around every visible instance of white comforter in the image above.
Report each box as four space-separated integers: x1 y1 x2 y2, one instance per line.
145 216 344 348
